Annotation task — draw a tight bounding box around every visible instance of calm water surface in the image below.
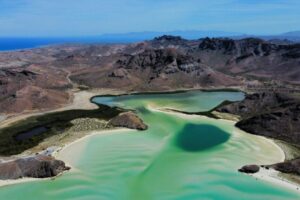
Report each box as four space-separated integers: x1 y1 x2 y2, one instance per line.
0 91 299 200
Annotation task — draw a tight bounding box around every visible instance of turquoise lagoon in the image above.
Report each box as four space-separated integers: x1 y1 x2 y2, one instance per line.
0 91 299 200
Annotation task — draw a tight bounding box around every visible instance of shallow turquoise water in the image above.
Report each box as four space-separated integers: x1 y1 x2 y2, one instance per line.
0 90 299 200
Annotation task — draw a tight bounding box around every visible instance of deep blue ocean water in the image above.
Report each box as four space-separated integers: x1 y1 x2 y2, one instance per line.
0 37 134 51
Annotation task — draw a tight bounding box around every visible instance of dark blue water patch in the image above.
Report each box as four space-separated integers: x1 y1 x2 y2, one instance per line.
175 124 230 152
14 126 49 141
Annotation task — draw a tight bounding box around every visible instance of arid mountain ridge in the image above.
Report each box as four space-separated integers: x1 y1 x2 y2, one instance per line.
1 35 300 114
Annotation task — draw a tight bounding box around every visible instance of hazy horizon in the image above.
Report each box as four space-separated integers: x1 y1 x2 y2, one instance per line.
0 29 298 39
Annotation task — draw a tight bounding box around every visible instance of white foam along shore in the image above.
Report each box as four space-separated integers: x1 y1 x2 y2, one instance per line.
150 105 300 193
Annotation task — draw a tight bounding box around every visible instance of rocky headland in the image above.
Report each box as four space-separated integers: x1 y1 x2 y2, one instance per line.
0 155 69 180
216 92 300 177
217 92 300 145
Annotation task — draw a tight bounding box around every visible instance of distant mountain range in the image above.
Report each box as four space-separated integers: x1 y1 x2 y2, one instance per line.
99 30 300 42
0 30 299 52
99 30 243 42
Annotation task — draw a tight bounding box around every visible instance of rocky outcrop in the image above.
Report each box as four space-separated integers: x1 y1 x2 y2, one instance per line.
266 158 300 175
108 112 148 130
236 103 300 145
116 48 198 72
216 92 295 118
150 35 190 48
192 37 300 83
0 155 70 180
238 165 260 174
217 92 300 145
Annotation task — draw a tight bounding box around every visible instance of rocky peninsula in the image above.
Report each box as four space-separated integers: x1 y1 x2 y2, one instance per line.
215 92 300 177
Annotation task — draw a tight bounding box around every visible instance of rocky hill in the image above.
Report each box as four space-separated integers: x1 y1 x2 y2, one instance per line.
0 36 300 114
217 92 300 145
191 37 300 83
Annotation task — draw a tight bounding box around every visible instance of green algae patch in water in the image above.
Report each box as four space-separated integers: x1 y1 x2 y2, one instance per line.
175 124 230 152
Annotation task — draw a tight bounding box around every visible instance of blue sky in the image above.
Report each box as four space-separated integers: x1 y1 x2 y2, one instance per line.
0 0 299 37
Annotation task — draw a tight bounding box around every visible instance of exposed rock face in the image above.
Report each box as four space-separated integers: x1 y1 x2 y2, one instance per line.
116 48 200 73
238 165 260 174
191 38 300 83
108 112 148 130
267 158 300 175
236 103 300 144
216 92 295 118
217 92 300 145
0 155 70 180
151 35 189 47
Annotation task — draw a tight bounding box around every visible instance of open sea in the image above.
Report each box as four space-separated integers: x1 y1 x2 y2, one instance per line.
0 37 133 51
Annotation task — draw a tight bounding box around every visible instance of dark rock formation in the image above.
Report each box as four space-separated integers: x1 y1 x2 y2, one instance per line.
191 37 300 83
151 35 188 47
0 155 70 180
217 92 300 145
116 48 198 72
266 158 300 175
238 165 260 174
108 112 148 130
216 92 295 118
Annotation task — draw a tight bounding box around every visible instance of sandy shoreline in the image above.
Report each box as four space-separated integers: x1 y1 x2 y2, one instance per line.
0 128 130 188
56 128 130 163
